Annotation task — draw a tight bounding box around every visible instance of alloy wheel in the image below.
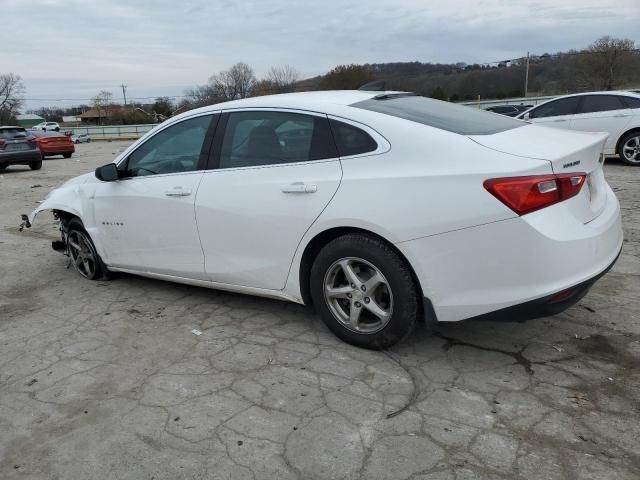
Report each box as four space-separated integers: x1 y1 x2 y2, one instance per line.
67 230 97 279
323 257 393 334
622 135 640 164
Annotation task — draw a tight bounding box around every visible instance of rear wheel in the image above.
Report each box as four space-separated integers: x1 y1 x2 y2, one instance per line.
66 218 109 280
63 153 72 158
619 132 640 166
29 159 42 170
310 234 420 349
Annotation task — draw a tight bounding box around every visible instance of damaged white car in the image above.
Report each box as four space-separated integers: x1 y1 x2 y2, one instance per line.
24 91 623 349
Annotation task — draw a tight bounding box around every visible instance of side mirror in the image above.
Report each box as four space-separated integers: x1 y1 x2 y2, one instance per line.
522 112 531 120
95 163 119 182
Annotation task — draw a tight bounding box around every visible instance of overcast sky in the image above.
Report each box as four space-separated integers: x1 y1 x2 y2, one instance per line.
1 0 638 109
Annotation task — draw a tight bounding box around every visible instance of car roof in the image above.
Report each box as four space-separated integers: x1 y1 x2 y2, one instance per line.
0 125 25 130
176 90 392 118
550 91 640 99
30 130 65 137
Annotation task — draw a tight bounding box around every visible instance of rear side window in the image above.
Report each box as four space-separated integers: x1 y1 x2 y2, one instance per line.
578 95 626 114
329 119 377 156
620 96 640 109
529 97 580 118
219 111 337 169
353 95 522 135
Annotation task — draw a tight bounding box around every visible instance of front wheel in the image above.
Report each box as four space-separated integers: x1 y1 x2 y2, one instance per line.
310 234 420 349
619 132 640 166
66 218 109 280
63 153 72 158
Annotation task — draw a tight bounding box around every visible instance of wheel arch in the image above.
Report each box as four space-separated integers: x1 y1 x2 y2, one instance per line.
297 226 425 314
616 127 640 156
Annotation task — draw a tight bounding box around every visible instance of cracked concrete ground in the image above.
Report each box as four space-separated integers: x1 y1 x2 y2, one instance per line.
0 141 639 480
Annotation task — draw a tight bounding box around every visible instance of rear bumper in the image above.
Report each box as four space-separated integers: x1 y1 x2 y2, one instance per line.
40 145 75 155
399 184 623 322
0 150 42 166
427 245 621 323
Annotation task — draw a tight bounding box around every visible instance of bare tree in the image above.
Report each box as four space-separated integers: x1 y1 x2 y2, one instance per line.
0 73 25 124
91 90 114 125
209 62 256 101
181 84 219 109
581 36 636 90
266 65 300 93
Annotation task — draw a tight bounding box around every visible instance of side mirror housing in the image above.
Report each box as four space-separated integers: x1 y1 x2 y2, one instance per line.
522 112 531 120
95 163 119 182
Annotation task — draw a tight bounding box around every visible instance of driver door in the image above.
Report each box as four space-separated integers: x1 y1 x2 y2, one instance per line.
526 96 580 129
91 113 217 279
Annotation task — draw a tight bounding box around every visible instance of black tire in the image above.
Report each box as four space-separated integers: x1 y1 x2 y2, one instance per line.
66 218 110 280
618 132 640 166
29 159 42 170
87 138 91 143
310 234 420 349
54 127 60 132
63 153 72 158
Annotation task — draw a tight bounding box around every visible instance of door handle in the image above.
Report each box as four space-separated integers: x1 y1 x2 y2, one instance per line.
165 188 192 197
613 114 631 118
281 182 317 194
553 119 568 122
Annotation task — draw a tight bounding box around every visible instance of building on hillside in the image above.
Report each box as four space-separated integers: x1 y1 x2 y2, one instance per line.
15 113 45 128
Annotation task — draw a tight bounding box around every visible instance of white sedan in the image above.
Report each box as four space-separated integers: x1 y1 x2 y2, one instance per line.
517 91 640 165
26 91 623 349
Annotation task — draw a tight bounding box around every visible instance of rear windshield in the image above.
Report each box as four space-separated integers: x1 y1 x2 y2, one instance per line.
0 127 27 139
351 95 524 135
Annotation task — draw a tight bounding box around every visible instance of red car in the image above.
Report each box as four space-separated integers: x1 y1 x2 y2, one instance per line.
30 131 75 158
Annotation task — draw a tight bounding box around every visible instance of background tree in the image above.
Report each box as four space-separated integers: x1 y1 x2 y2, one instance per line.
430 86 447 100
266 65 300 93
180 84 219 109
91 90 114 125
580 36 637 90
0 73 25 124
318 64 373 90
152 97 174 117
209 62 256 101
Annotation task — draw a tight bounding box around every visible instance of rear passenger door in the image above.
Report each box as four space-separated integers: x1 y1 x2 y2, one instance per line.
569 95 632 152
195 109 342 290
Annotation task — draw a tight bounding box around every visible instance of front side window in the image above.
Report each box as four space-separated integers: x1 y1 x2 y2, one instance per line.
529 97 580 119
219 111 337 169
124 115 212 177
578 95 626 114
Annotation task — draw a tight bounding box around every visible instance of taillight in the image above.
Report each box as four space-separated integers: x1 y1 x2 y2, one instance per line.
484 173 586 215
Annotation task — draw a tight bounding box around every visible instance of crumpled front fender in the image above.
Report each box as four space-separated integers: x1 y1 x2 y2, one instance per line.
29 185 85 225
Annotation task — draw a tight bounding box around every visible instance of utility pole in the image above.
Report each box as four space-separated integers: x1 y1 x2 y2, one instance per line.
120 84 128 106
524 52 530 98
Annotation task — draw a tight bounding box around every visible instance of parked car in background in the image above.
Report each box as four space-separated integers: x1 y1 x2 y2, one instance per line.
71 133 91 144
485 104 532 117
517 91 640 165
29 130 75 158
0 126 42 170
27 91 622 349
32 121 61 132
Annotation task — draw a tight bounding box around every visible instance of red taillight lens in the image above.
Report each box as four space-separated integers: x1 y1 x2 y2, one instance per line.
484 173 586 215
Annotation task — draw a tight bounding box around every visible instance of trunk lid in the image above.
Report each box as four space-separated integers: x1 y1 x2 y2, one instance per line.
469 124 609 223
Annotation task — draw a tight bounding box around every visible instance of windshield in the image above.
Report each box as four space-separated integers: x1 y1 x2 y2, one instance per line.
352 95 524 135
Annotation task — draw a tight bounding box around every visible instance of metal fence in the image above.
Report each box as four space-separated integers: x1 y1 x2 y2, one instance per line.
459 95 557 109
64 124 158 140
